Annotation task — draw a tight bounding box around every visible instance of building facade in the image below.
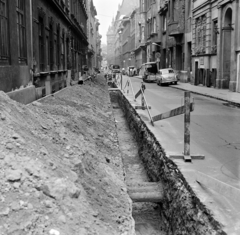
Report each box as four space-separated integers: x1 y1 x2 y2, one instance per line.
0 0 101 102
106 0 139 68
191 0 240 91
106 21 115 66
32 0 88 96
87 0 97 73
0 0 33 92
158 0 192 82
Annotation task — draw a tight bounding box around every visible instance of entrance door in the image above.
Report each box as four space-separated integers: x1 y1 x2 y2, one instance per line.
176 45 182 70
195 61 198 85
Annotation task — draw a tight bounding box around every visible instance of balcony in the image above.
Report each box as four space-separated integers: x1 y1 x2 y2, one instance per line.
168 21 184 36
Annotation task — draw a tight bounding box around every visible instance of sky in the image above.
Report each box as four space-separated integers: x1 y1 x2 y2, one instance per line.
93 0 122 45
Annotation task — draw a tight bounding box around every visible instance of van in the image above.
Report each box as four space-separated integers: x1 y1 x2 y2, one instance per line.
139 62 158 82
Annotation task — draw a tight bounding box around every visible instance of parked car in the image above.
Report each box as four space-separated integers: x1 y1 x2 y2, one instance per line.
156 68 178 85
139 62 158 82
112 65 121 73
111 65 121 78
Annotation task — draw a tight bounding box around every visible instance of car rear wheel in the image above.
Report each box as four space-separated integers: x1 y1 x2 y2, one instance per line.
174 81 178 85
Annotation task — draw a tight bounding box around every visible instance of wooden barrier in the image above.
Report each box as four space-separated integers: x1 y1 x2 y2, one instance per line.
134 84 154 126
152 91 204 162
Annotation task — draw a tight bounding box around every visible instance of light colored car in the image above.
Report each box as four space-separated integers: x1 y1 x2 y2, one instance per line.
156 68 178 85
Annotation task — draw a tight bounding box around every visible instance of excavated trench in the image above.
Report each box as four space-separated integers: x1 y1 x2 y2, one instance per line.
111 102 165 235
109 89 227 235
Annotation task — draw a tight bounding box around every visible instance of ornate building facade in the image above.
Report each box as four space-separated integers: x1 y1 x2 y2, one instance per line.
192 0 240 92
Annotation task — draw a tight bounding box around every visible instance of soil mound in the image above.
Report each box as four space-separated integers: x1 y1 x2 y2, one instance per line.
0 77 134 235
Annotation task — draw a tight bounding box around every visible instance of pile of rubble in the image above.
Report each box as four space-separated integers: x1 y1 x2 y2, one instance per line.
0 77 135 235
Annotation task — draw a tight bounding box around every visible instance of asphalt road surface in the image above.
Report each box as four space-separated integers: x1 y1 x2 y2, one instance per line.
121 75 240 191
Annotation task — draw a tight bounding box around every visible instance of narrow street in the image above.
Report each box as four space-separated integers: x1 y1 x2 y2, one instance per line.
119 75 240 233
122 75 240 189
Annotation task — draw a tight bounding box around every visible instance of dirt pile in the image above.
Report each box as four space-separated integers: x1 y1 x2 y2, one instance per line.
0 76 135 235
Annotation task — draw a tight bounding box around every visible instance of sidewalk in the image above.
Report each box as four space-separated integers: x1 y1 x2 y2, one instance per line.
135 75 240 106
126 76 240 234
172 82 240 107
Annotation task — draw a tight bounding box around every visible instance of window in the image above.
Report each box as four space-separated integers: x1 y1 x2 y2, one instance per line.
39 16 45 71
153 17 156 33
66 37 70 69
163 13 166 31
195 16 206 54
56 24 60 69
16 0 27 63
61 30 65 69
46 35 49 65
49 20 54 70
141 0 145 12
212 20 218 53
0 0 9 63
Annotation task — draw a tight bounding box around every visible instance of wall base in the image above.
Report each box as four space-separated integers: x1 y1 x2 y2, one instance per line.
229 81 236 92
216 79 229 89
7 86 36 105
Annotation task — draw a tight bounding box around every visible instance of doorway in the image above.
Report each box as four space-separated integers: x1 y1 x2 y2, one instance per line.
222 8 232 88
195 61 198 85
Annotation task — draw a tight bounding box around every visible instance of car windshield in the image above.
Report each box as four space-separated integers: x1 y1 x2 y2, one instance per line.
112 65 120 69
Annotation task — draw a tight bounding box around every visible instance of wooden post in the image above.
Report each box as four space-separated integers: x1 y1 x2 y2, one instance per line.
141 89 154 126
184 91 191 161
141 93 145 109
121 73 123 90
129 78 135 100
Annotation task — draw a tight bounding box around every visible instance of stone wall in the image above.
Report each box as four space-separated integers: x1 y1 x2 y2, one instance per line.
110 90 226 235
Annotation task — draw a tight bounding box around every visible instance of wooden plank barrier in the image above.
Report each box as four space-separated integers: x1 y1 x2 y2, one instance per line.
134 84 154 126
152 91 204 162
